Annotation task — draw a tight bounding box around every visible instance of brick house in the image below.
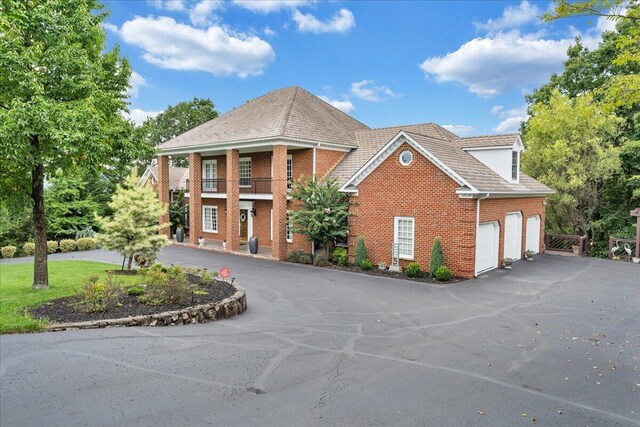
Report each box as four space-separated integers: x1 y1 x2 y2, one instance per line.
156 86 553 278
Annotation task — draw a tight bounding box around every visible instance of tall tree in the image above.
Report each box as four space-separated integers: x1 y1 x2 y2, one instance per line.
522 90 622 235
0 0 132 288
137 98 218 167
45 175 99 240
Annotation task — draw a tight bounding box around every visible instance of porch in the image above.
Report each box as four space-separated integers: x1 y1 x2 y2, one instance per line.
171 238 273 259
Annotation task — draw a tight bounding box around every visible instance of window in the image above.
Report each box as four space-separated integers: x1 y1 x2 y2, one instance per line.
202 160 217 191
399 150 413 166
287 155 293 189
239 158 251 187
286 211 293 242
511 151 518 181
394 217 414 259
203 206 218 233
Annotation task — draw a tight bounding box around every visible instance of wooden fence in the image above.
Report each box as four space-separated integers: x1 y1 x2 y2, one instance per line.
608 238 637 261
544 234 589 256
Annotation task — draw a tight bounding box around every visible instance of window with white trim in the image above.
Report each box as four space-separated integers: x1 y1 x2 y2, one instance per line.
203 206 218 233
394 217 414 259
511 151 518 181
286 211 293 242
239 158 251 187
202 159 217 191
287 155 293 189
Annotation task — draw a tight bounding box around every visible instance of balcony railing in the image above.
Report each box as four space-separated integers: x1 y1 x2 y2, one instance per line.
185 178 274 194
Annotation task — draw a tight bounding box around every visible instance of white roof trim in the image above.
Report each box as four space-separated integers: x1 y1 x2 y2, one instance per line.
160 137 353 156
461 135 525 152
339 131 478 192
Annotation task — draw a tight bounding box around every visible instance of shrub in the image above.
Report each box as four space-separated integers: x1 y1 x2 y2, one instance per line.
59 239 77 253
313 251 329 267
429 237 444 277
23 242 35 256
1 246 17 259
127 285 145 296
435 266 453 282
77 237 96 251
332 247 348 266
354 237 368 266
287 249 304 263
200 270 217 286
360 259 373 270
405 262 422 277
75 226 96 240
76 274 118 313
47 240 58 254
298 253 313 265
139 266 191 305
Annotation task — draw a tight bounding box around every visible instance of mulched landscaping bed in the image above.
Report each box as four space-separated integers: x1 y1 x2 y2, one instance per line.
323 264 466 284
30 280 236 324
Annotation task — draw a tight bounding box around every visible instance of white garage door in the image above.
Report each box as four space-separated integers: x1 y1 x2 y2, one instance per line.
504 212 523 260
476 222 499 275
526 215 541 254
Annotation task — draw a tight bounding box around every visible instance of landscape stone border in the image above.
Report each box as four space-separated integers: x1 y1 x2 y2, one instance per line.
45 285 246 332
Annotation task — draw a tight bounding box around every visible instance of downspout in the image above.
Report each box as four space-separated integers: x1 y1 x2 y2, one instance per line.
312 146 317 181
475 193 491 277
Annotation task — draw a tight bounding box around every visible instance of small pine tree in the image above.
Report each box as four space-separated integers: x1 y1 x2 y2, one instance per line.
429 237 444 277
98 172 168 270
354 236 368 266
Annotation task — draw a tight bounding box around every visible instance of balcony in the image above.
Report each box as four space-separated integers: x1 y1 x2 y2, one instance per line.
185 178 274 194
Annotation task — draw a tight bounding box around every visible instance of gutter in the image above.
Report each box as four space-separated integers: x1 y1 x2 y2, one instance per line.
475 193 491 277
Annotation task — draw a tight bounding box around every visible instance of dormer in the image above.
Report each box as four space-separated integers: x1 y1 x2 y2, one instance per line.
459 134 524 183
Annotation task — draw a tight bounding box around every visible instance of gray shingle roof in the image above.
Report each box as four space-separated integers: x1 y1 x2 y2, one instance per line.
148 165 188 190
458 134 519 148
158 86 368 150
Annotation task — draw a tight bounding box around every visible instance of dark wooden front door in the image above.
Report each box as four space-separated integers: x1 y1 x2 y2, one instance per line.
239 209 249 242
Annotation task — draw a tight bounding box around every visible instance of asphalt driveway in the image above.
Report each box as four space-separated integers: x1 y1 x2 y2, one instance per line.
1 246 639 426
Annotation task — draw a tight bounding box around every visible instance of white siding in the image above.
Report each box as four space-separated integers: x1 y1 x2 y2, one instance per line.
467 148 514 182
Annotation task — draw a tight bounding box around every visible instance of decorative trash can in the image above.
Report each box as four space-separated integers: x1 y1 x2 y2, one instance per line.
176 227 184 243
249 237 259 254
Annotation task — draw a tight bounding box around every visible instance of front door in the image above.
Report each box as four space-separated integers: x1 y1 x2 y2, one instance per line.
239 209 249 242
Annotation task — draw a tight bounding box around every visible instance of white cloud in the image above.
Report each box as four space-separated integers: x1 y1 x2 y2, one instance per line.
441 125 476 136
102 22 119 34
148 0 186 12
350 80 398 102
233 0 311 13
189 1 224 26
318 96 355 113
263 26 276 36
293 8 355 34
118 16 275 77
491 104 528 133
474 1 541 32
420 31 580 97
124 108 162 126
128 71 147 98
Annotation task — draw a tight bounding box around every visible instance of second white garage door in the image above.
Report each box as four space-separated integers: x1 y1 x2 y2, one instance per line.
476 222 499 275
504 212 523 260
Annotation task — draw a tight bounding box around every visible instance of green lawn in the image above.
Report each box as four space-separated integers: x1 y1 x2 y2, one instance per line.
0 261 142 334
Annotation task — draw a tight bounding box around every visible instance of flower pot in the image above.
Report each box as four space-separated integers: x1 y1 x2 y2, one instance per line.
175 227 184 243
198 238 205 246
632 257 640 264
249 236 259 254
571 246 580 255
222 241 227 250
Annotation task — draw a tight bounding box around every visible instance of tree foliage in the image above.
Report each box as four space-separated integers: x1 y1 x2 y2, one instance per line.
97 173 168 270
354 237 368 267
429 238 444 277
45 175 99 240
136 98 218 167
0 0 136 288
289 177 351 255
522 91 622 235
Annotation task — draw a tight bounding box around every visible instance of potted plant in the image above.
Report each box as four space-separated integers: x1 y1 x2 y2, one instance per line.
632 256 640 264
525 250 535 260
197 236 205 246
571 244 580 255
378 262 388 271
249 236 259 254
222 240 227 250
503 258 514 269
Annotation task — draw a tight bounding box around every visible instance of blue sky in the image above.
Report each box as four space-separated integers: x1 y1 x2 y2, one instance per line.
103 0 616 136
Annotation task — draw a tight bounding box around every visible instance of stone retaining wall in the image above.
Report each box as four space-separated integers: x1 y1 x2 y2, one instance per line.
45 285 246 332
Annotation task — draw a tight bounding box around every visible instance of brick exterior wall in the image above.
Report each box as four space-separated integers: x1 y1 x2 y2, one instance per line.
157 155 171 237
348 143 478 278
226 149 240 251
188 152 202 244
479 197 546 265
315 148 347 180
272 145 288 260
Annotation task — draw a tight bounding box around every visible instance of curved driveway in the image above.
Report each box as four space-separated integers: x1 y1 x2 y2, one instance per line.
1 246 639 426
